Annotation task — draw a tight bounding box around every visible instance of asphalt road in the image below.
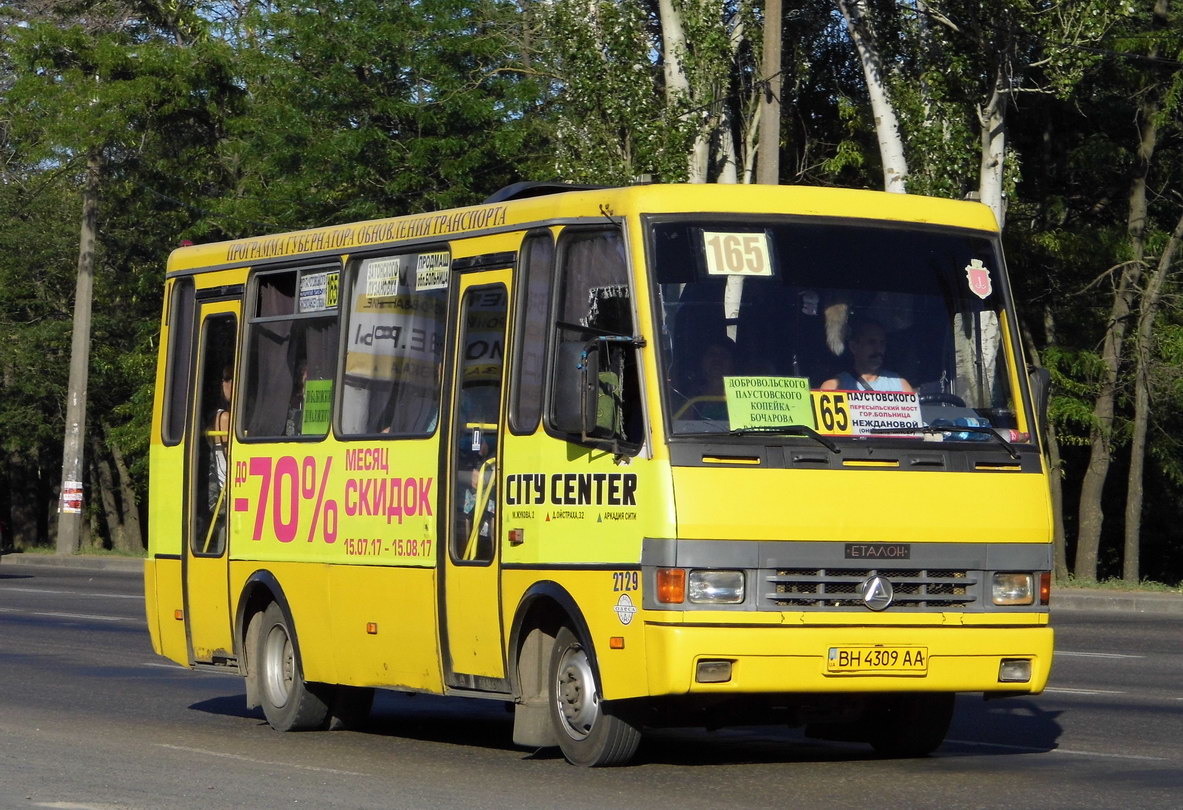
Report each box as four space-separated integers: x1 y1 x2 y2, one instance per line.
0 557 1179 809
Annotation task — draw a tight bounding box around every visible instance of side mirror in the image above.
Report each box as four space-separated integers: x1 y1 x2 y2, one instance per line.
1028 366 1051 433
578 335 645 452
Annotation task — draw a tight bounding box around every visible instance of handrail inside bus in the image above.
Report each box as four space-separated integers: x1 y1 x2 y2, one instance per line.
462 456 498 561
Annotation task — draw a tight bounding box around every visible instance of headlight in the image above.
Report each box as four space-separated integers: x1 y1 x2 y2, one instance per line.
992 572 1035 606
688 570 744 604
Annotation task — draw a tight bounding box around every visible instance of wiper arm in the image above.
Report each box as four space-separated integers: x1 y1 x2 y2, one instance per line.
729 424 840 454
865 424 1020 460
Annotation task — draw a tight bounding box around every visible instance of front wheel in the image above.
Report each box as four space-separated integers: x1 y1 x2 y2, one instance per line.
548 626 641 766
256 601 330 731
865 692 955 757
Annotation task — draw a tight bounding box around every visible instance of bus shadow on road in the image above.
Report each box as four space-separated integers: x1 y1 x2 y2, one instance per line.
190 688 521 751
188 691 1064 765
634 696 1064 766
942 695 1064 756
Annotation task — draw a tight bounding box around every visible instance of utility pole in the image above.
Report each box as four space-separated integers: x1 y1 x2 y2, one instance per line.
757 0 783 185
56 150 101 554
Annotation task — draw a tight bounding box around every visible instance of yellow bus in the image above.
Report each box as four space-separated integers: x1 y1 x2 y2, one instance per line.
145 183 1054 766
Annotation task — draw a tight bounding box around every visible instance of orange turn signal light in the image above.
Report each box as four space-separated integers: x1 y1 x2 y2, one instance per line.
1040 572 1051 605
657 568 686 604
366 622 379 635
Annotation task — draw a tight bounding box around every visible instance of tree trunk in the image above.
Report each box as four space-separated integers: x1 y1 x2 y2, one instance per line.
112 440 144 552
1074 5 1163 579
56 150 102 555
1123 206 1183 583
977 72 1008 228
1118 0 1173 585
657 0 709 182
89 431 122 551
756 0 782 185
836 0 908 193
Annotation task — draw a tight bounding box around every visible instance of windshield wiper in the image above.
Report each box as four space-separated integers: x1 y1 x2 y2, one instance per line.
728 424 840 454
864 424 1021 460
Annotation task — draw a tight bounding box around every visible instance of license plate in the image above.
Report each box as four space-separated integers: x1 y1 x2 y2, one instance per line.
827 646 928 674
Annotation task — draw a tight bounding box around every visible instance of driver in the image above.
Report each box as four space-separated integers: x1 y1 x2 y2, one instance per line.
821 317 913 393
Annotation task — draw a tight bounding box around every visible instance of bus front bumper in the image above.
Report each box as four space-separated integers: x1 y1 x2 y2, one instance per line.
641 622 1053 697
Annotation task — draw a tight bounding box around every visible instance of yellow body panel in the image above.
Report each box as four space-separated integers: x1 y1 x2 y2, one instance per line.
643 624 1052 696
326 564 442 690
224 437 440 567
672 466 1053 544
222 561 444 690
144 557 187 663
501 568 652 700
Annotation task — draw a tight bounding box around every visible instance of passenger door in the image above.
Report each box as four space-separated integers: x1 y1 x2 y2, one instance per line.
184 298 239 664
442 272 510 689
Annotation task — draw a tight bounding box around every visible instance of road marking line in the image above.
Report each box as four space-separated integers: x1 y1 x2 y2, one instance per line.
1056 650 1145 659
0 606 133 623
31 611 129 622
157 744 366 776
947 739 1167 761
3 586 140 600
1044 686 1125 695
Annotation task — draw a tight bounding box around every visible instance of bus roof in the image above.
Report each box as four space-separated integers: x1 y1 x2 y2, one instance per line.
166 184 1000 274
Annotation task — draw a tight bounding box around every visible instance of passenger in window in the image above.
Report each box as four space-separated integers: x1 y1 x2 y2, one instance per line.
202 365 233 555
209 366 232 510
821 317 913 393
674 335 736 420
284 359 307 436
690 336 737 398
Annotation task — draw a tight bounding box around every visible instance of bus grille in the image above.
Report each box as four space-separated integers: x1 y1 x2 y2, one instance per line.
764 568 978 610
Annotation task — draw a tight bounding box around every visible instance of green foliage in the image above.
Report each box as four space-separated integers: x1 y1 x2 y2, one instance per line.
1 0 1182 581
544 0 688 184
200 0 546 235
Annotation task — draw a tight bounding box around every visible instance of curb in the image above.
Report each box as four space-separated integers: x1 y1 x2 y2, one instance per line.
4 553 1181 615
0 552 144 573
1052 587 1183 616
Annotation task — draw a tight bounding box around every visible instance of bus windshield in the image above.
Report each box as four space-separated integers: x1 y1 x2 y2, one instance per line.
650 217 1027 443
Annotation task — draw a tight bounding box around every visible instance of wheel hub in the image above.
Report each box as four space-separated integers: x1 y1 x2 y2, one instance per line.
555 644 599 740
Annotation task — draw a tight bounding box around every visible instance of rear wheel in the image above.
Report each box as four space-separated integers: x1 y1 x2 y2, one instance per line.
865 692 955 757
548 625 641 766
256 601 330 731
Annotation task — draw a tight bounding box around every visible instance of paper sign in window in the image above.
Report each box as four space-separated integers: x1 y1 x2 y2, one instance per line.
702 231 773 277
301 379 333 435
724 376 813 429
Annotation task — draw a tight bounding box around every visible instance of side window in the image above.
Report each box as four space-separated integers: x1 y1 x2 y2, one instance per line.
242 266 340 439
193 314 236 557
339 249 449 436
509 231 553 434
162 278 195 445
451 285 508 563
548 229 640 441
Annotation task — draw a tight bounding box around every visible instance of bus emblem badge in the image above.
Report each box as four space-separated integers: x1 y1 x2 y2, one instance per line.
613 593 637 625
965 259 992 299
860 575 894 611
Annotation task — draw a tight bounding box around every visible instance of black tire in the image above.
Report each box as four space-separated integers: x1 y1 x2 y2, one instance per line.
255 601 330 731
548 625 641 767
865 692 955 757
